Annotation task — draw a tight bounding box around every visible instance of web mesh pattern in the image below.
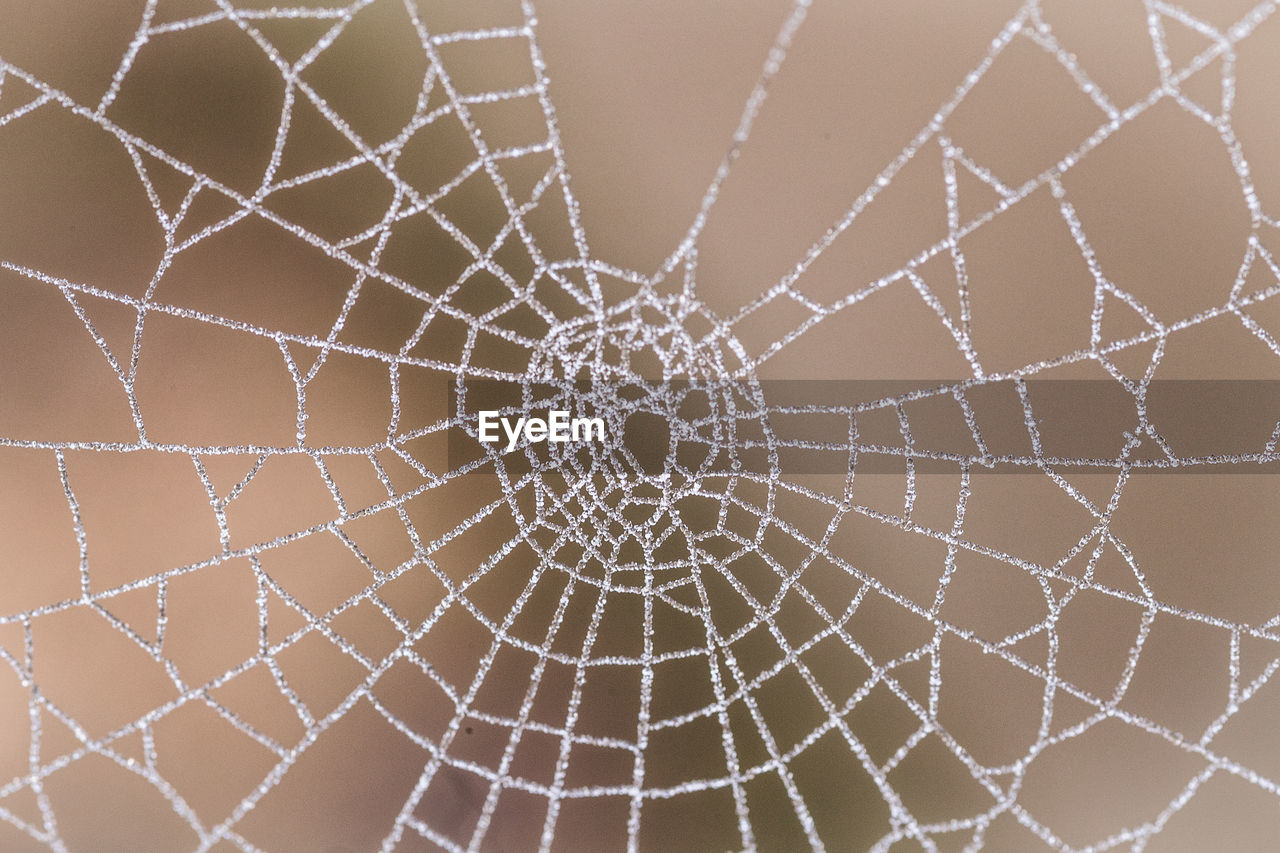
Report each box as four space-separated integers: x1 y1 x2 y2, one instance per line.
2 0 1280 850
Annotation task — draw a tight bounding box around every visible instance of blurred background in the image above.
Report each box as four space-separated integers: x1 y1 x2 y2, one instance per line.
1 0 1280 850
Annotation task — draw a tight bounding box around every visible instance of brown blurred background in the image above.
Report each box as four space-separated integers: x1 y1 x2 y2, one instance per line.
1 0 1280 850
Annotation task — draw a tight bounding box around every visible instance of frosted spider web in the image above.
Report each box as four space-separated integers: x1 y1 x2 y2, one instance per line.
2 0 1280 850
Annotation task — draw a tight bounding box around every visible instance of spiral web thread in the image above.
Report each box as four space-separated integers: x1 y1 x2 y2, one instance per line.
2 0 1280 850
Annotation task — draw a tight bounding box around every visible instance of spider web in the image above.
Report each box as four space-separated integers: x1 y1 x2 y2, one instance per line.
1 0 1280 850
